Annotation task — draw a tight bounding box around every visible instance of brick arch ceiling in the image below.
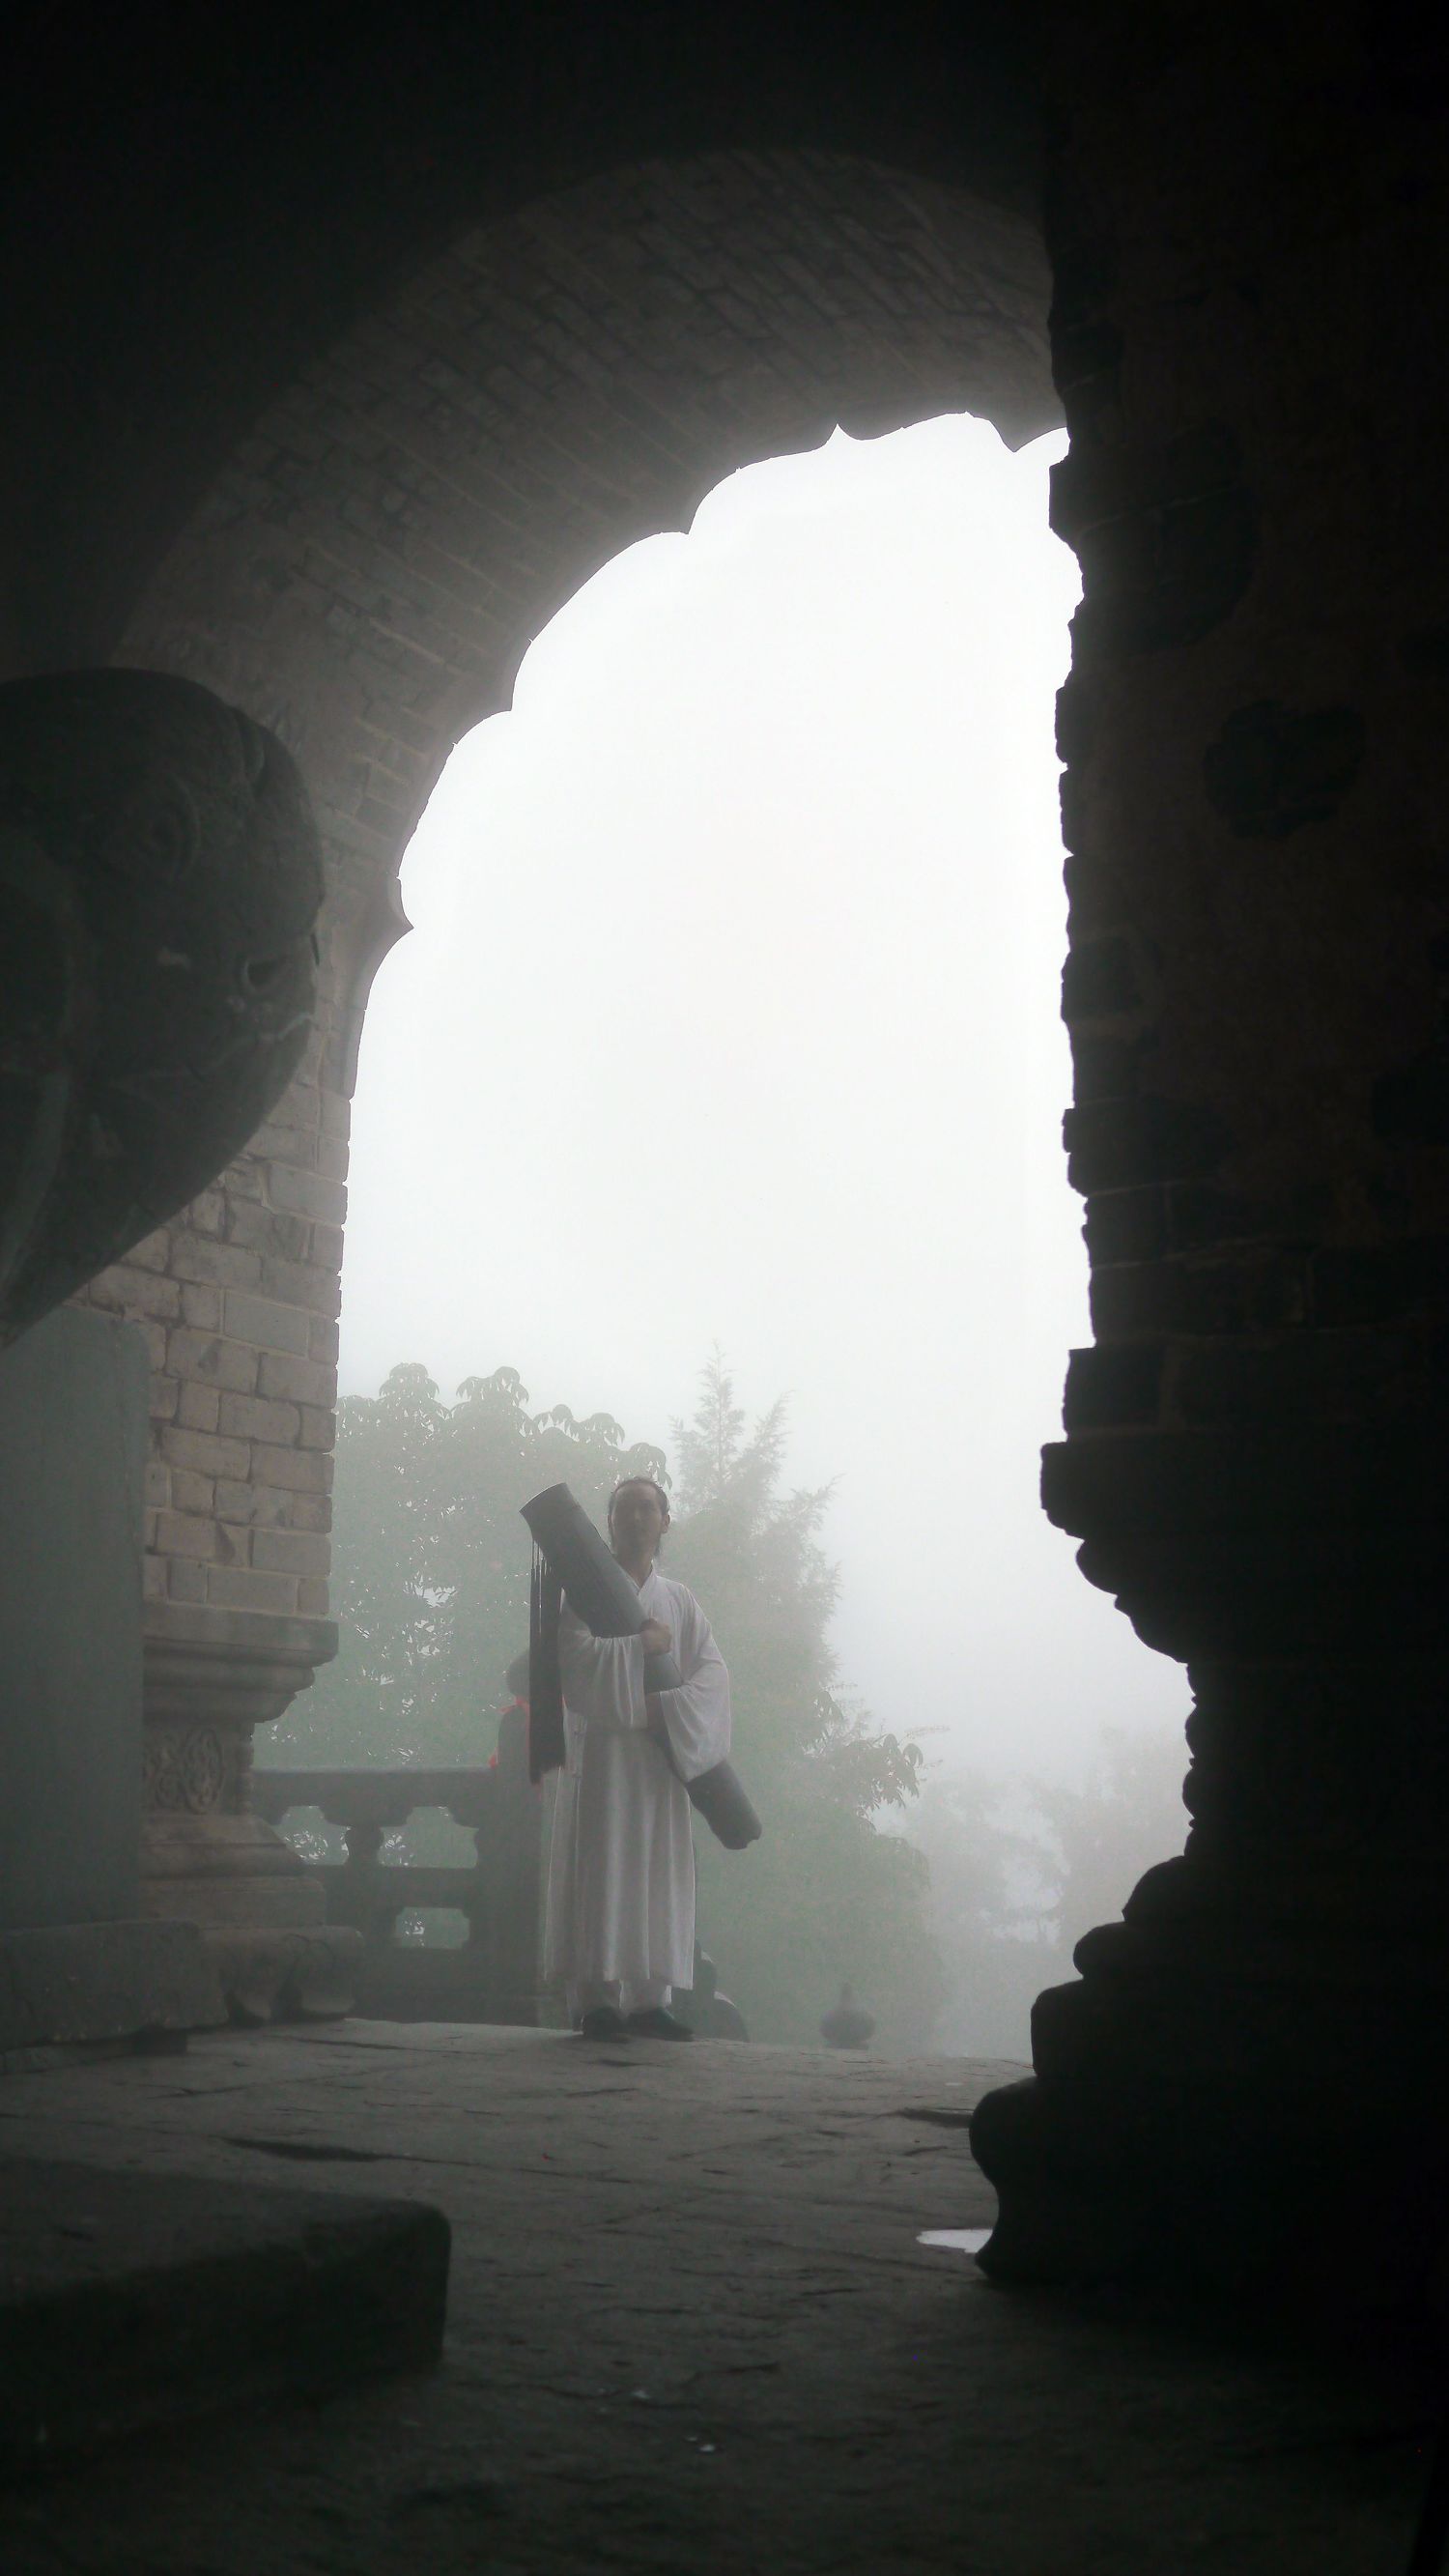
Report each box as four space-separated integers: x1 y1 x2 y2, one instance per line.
120 147 1055 1080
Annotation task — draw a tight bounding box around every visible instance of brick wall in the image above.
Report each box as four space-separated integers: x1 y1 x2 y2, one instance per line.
82 1018 344 1623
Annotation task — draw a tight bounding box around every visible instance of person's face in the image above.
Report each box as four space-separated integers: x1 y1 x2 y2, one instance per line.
611 1482 668 1557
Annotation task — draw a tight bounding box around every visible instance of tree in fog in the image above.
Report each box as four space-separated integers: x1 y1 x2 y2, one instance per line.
668 1352 941 2051
277 1350 942 2048
276 1361 665 1764
906 1768 1055 2061
908 1720 1189 2059
1027 1723 1188 1965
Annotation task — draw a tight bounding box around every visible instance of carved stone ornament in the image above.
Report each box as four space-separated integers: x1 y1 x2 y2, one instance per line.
0 669 324 1343
143 1723 232 1815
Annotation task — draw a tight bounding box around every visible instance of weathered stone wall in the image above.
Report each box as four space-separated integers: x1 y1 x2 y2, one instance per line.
971 1 1449 2310
0 5 1046 677
1041 0 1449 1874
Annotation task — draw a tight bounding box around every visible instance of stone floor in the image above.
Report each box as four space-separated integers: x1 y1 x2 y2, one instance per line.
0 2022 1441 2574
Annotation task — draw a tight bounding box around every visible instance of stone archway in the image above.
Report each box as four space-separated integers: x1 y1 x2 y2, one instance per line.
86 147 1055 2011
43 2 1449 2314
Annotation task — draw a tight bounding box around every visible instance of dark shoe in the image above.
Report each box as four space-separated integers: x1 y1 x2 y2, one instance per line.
626 2008 695 2042
579 2006 630 2042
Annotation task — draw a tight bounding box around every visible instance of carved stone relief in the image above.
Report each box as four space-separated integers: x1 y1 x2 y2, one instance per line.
142 1723 234 1815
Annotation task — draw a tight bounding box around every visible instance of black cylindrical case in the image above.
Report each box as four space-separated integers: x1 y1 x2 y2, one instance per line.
520 1482 683 1688
679 1760 762 1852
520 1482 761 1849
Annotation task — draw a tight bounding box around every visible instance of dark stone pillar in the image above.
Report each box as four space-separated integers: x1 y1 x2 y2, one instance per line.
0 1309 223 2054
973 7 1449 2316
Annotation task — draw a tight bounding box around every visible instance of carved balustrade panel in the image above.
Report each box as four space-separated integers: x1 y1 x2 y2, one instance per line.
254 1716 541 2024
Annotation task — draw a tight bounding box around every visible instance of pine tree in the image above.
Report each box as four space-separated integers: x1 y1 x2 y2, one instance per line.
666 1354 941 2048
671 1344 748 1509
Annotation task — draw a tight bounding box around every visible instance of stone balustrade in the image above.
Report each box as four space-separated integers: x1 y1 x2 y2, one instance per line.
253 1709 542 2025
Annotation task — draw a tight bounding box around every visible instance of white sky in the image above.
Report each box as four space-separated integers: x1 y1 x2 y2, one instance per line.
339 415 1188 1782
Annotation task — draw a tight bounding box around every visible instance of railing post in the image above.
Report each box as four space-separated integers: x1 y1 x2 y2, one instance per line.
333 1817 402 1951
487 1709 541 2024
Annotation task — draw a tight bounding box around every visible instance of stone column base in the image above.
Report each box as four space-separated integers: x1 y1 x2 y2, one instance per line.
141 1600 356 2023
971 1869 1449 2325
195 1925 362 2027
0 1920 226 2060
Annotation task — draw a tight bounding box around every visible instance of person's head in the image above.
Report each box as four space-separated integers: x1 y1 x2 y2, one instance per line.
504 1650 531 1703
608 1475 670 1561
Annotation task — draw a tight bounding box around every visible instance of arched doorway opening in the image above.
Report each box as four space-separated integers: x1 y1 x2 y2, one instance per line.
96 149 1102 2023
277 413 1185 2054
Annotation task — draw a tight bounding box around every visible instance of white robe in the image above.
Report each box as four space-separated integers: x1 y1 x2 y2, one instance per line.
543 1566 731 2002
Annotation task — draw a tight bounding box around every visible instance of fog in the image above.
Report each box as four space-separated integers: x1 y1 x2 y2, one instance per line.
339 414 1187 1787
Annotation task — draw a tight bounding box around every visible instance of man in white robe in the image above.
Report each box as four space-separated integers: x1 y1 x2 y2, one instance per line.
544 1475 731 2042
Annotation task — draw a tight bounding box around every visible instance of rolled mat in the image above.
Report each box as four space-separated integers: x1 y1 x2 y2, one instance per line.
520 1482 761 1848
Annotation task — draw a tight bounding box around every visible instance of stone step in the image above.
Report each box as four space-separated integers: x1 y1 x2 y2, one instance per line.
0 1921 225 2055
0 2158 450 2465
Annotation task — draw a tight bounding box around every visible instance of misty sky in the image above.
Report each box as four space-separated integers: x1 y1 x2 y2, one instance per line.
338 415 1187 1782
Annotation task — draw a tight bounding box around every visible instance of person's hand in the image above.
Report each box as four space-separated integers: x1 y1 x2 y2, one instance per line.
639 1618 672 1655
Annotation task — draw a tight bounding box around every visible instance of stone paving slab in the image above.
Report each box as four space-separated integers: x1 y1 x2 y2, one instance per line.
0 2156 449 2461
0 2023 1441 2573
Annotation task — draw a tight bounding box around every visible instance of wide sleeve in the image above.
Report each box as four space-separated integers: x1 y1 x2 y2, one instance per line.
656 1594 731 1784
557 1599 645 1725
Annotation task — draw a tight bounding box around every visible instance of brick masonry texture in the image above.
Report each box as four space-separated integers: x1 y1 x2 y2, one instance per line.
86 147 1052 1636
1043 10 1449 1467
79 1073 344 1617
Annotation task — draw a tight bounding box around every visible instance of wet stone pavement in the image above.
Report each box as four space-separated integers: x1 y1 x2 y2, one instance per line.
0 2022 1440 2574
